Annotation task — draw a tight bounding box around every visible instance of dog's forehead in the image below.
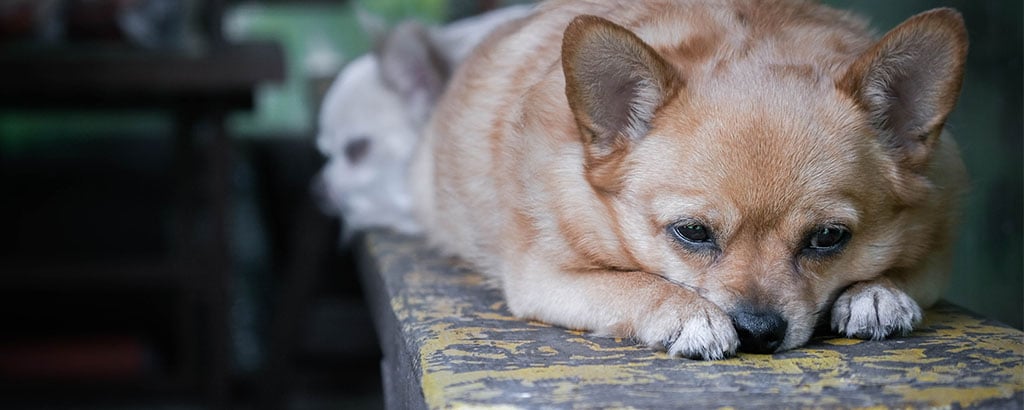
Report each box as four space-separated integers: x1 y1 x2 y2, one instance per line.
688 74 864 159
316 55 419 159
318 55 408 135
635 75 880 219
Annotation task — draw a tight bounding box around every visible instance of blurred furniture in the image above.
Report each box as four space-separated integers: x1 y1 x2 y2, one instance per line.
357 230 1024 409
246 139 383 410
0 30 284 408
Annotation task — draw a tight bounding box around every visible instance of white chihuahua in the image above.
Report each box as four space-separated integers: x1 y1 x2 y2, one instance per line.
315 5 534 237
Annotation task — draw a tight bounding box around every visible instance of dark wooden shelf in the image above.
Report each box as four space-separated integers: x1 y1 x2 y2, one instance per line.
0 42 284 110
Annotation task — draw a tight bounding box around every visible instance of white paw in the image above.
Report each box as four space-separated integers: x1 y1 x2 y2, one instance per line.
831 281 923 340
638 301 739 360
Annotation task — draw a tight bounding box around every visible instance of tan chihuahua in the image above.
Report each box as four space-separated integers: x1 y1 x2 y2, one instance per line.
411 0 968 359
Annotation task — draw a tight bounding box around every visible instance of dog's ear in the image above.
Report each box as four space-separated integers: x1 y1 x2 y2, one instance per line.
376 21 451 126
839 8 967 171
562 15 681 153
356 7 389 45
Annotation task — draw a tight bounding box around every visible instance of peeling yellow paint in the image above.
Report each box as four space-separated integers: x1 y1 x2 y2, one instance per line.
401 291 1023 409
853 348 944 365
888 385 1016 408
443 349 509 360
823 338 864 346
422 363 665 408
474 311 530 322
565 337 648 354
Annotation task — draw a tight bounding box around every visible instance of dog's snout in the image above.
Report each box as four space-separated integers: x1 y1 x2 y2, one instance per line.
731 308 787 354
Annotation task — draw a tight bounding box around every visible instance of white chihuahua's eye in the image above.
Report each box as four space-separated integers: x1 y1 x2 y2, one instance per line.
804 225 851 256
345 137 372 164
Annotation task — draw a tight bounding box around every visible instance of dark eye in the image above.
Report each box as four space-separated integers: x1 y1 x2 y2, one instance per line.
344 137 372 164
672 223 712 244
804 225 850 255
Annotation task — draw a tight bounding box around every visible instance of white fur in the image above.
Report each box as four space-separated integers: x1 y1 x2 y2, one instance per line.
315 5 534 237
316 55 421 235
832 281 924 340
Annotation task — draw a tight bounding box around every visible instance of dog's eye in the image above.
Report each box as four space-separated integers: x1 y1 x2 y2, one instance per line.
672 223 712 244
344 137 372 164
809 226 846 248
805 225 850 255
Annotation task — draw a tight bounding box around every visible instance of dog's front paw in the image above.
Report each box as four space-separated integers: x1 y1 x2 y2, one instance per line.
831 280 923 340
638 299 739 360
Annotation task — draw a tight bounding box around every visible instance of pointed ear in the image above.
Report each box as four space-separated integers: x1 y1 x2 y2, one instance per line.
562 15 682 152
356 7 389 45
839 8 967 170
376 21 451 125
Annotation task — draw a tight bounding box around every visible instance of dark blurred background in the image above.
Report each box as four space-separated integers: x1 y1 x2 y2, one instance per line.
0 0 1018 409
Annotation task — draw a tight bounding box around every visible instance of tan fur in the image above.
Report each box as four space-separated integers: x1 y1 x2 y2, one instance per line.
411 0 968 359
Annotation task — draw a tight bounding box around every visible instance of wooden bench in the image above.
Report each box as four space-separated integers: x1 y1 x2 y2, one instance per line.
355 230 1023 409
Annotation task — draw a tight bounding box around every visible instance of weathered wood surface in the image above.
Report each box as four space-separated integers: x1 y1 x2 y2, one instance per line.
356 230 1024 409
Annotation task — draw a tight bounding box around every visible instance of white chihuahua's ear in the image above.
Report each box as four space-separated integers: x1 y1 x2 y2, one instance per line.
839 8 968 171
562 15 682 153
355 7 389 45
376 20 450 126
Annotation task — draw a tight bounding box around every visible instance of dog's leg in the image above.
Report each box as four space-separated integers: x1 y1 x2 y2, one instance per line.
830 275 924 340
831 250 953 340
503 263 739 360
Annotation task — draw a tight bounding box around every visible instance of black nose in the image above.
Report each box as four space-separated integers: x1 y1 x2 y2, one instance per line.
731 308 787 354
